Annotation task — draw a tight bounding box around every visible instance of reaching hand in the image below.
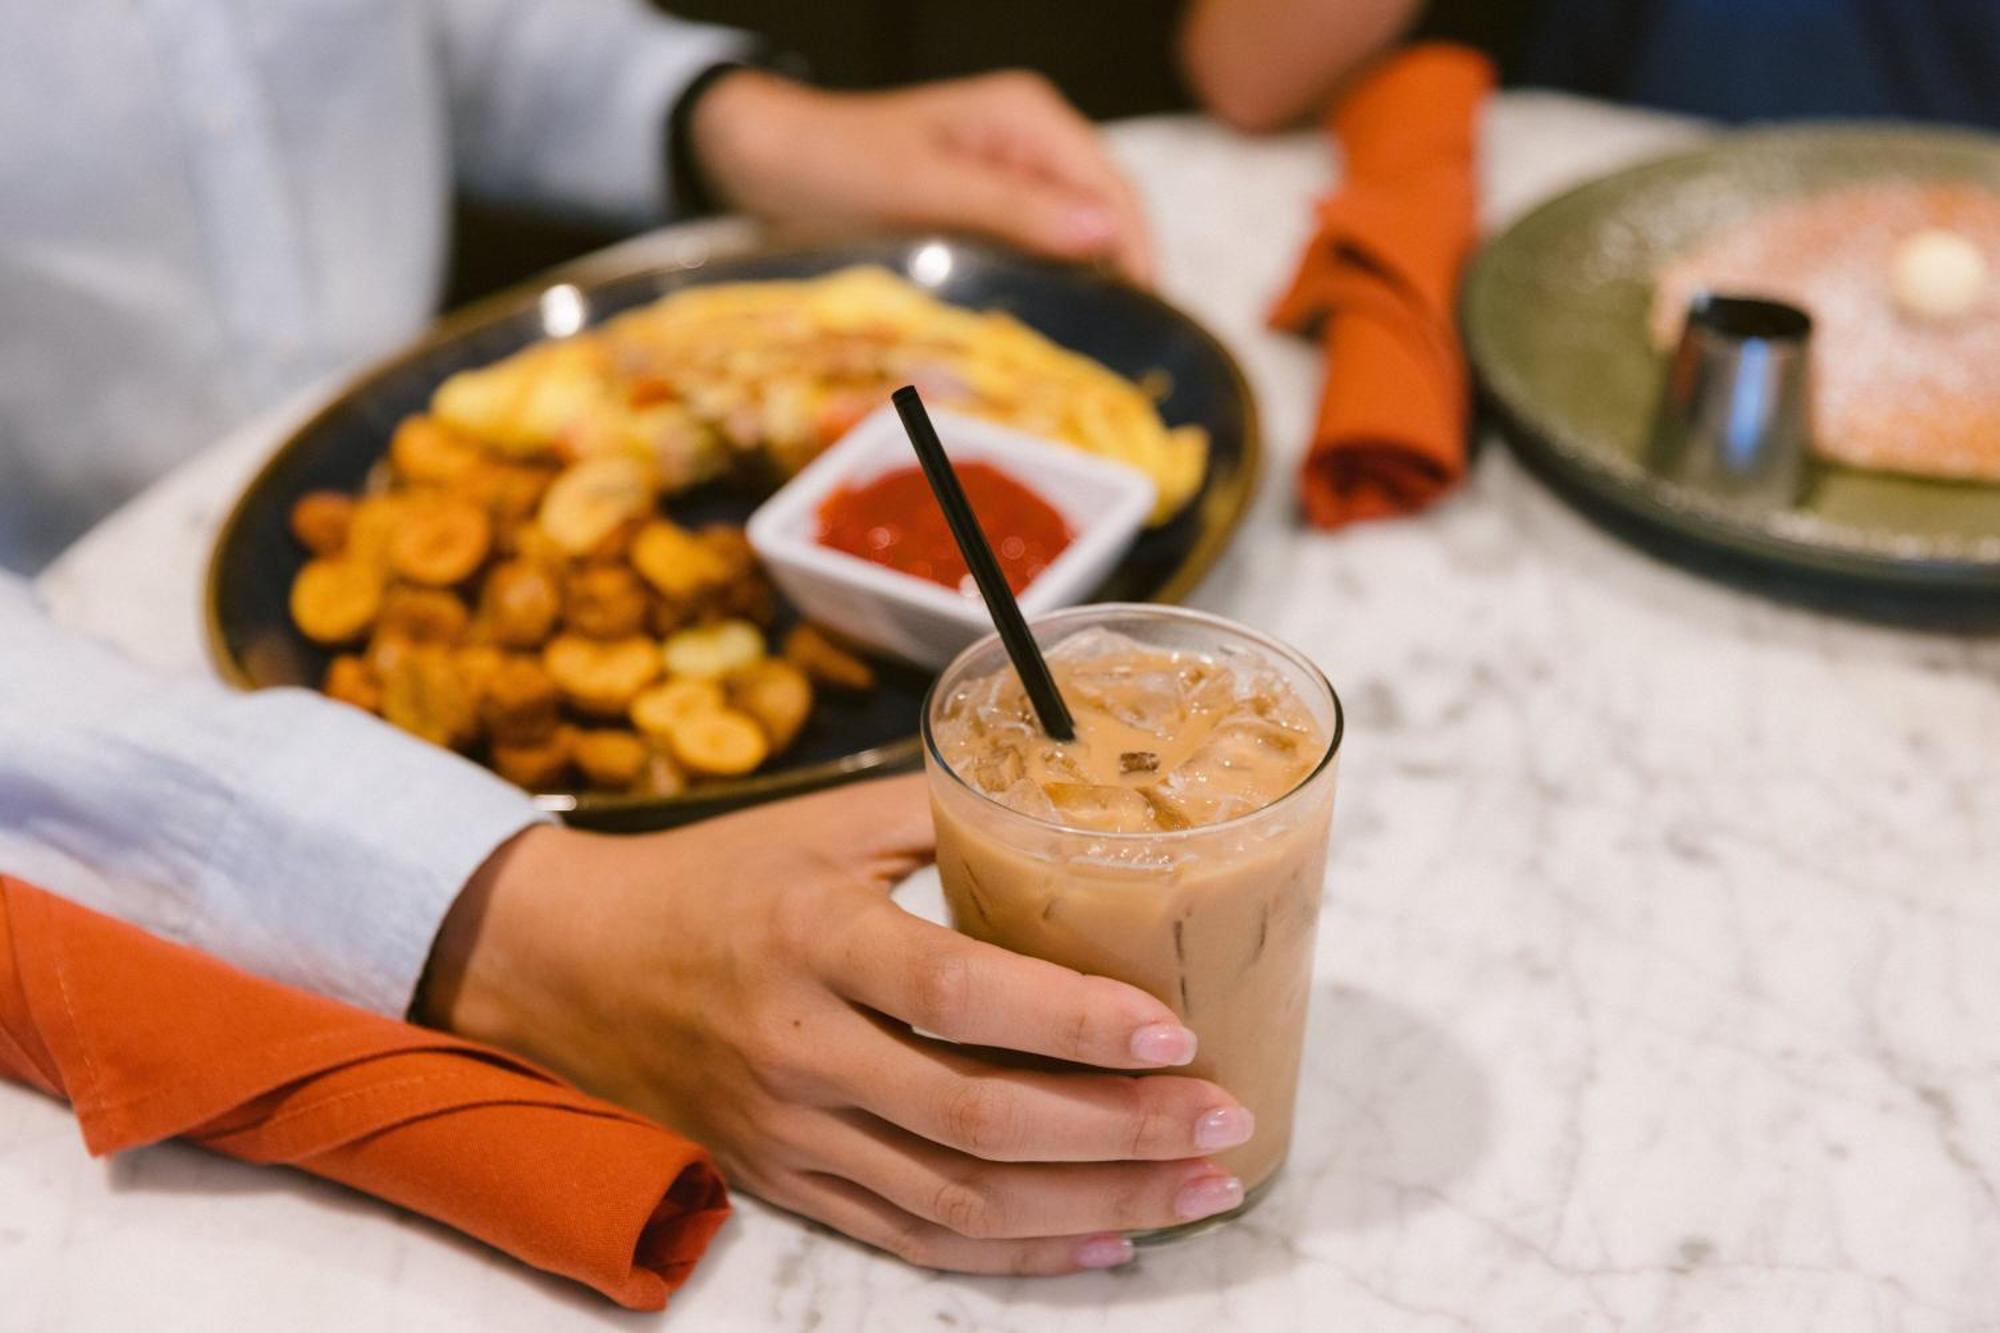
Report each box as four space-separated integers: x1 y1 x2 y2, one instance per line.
687 69 1155 285
419 775 1252 1274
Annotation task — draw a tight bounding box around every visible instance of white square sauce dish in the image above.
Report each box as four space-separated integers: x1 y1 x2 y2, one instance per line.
746 405 1155 669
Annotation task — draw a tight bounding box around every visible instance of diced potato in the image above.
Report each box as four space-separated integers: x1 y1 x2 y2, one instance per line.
661 619 764 680
572 728 650 790
629 677 726 743
289 491 354 556
542 633 661 717
390 497 491 586
537 455 655 556
728 658 813 751
663 707 769 777
629 520 731 600
290 558 383 645
322 655 381 714
783 623 875 691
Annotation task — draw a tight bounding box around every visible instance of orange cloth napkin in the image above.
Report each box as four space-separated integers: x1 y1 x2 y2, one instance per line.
1268 44 1495 528
0 874 727 1311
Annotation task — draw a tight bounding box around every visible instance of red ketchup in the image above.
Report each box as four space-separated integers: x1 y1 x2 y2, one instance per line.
816 462 1073 595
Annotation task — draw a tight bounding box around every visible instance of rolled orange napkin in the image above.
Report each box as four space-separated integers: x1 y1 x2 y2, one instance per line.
1268 43 1495 528
0 874 727 1311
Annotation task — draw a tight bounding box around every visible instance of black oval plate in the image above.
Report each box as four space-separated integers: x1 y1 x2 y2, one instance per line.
206 237 1259 831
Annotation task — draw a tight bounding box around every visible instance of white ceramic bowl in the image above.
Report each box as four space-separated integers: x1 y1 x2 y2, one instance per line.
746 406 1155 669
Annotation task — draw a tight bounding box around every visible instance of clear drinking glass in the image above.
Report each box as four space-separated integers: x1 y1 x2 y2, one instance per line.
921 604 1343 1239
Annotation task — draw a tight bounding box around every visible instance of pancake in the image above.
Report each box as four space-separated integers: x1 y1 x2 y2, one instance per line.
1651 182 2000 483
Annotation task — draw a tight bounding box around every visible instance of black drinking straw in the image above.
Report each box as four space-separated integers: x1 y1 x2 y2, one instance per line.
891 385 1076 741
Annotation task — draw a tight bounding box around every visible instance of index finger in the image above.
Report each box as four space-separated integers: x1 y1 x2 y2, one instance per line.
819 899 1198 1070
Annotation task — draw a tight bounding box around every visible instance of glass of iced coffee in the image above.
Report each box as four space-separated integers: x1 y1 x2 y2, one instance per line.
921 603 1342 1240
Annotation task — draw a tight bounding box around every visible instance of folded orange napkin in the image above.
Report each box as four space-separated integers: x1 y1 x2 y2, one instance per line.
0 874 727 1311
1268 44 1495 528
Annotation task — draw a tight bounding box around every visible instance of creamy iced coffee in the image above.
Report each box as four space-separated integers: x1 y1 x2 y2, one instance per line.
922 605 1341 1227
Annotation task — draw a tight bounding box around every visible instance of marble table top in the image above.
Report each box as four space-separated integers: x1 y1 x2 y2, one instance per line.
10 96 2000 1332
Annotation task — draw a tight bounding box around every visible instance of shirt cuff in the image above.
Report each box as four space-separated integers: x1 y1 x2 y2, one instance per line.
194 689 550 1016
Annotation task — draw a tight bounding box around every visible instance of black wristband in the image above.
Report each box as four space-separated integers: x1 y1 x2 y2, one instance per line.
665 60 753 219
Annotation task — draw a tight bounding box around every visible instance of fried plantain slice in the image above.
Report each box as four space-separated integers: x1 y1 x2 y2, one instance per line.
783 623 876 691
390 496 492 587
661 618 764 680
490 727 574 790
663 707 769 777
629 519 731 600
562 564 649 639
629 676 726 744
537 455 656 557
477 559 561 648
630 745 689 798
390 415 485 485
542 633 661 717
379 644 480 750
291 558 384 645
376 585 471 644
322 654 382 714
572 728 650 790
480 654 563 744
728 658 813 752
289 491 355 557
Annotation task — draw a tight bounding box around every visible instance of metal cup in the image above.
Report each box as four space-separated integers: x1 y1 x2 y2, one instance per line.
1647 293 1813 506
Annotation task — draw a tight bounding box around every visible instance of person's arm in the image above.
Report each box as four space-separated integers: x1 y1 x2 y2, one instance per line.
1179 0 1428 133
417 776 1254 1275
429 1 1153 281
0 575 545 1015
427 0 753 227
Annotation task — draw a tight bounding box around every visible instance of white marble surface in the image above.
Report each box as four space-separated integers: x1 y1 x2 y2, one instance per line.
10 97 2000 1331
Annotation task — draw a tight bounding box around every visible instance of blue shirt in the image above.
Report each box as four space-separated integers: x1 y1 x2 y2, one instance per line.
1517 0 2000 128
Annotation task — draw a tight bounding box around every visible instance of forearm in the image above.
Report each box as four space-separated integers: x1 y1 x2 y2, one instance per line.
0 575 545 1014
1179 0 1426 132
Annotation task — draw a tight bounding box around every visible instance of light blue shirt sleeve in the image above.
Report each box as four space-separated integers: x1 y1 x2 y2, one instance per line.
0 574 548 1016
430 0 756 227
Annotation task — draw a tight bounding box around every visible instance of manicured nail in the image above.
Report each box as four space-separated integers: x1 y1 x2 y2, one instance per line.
1174 1172 1245 1221
1074 1234 1135 1269
1194 1105 1254 1151
1129 1022 1197 1066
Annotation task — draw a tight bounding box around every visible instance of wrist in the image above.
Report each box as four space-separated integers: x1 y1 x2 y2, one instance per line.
683 67 809 215
412 822 587 1054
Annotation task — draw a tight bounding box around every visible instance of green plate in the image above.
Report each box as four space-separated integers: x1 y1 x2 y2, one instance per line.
1464 123 2000 598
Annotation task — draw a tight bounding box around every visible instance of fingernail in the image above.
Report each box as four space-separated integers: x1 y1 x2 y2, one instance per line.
1194 1105 1254 1151
1074 1234 1135 1269
1174 1172 1245 1221
1129 1022 1197 1066
1063 205 1118 247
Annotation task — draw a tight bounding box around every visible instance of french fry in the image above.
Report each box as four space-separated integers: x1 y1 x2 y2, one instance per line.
390 497 491 586
542 633 661 717
290 558 383 646
289 491 354 556
572 728 650 790
663 707 769 777
783 623 875 691
661 619 764 680
728 658 813 751
629 677 726 744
